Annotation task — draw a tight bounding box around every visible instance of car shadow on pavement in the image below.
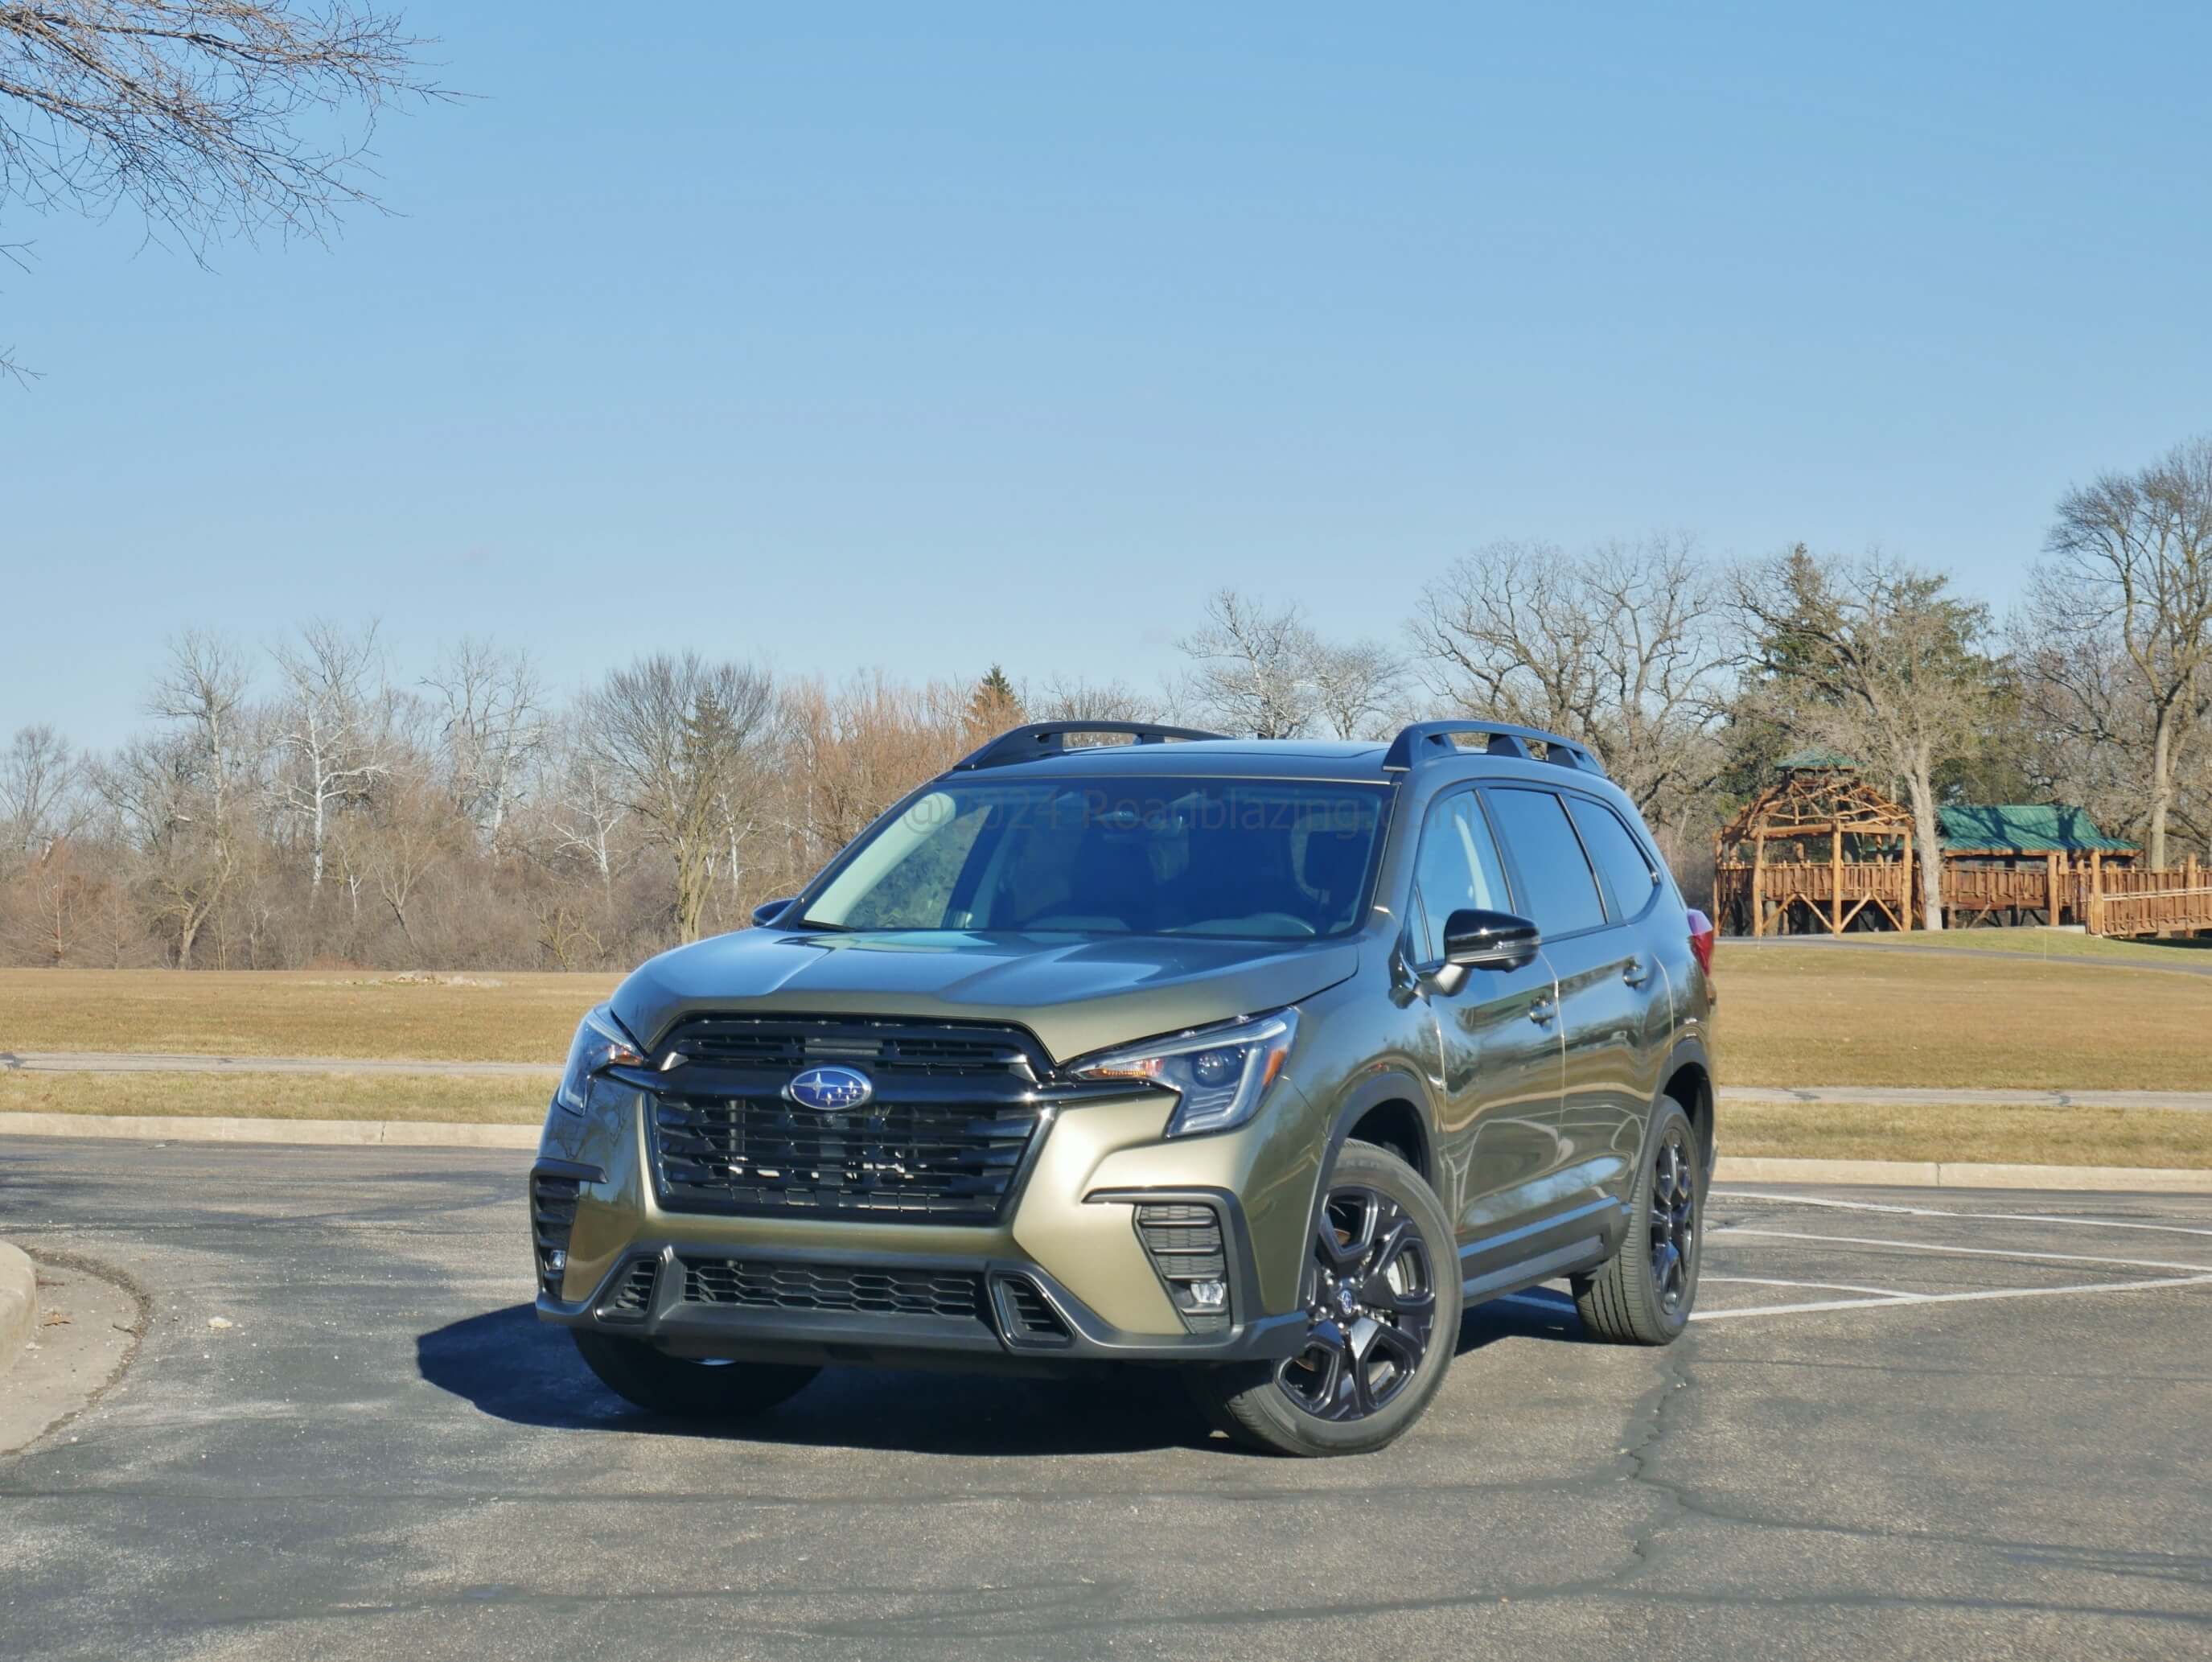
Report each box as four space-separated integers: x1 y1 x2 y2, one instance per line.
417 1303 1217 1454
417 1294 1591 1456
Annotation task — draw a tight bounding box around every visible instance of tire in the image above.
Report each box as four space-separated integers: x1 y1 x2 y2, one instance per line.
1573 1099 1704 1345
1189 1140 1462 1457
571 1330 820 1419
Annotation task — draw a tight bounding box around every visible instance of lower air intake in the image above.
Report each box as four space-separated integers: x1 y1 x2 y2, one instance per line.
678 1257 986 1323
994 1274 1073 1345
602 1258 657 1318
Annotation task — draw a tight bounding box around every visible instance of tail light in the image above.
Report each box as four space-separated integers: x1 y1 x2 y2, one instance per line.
1687 909 1716 977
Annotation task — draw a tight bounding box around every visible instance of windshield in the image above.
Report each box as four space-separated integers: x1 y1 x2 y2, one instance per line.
800 777 1389 940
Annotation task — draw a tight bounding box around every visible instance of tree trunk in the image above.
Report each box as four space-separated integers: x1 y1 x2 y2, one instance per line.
2148 708 2174 871
675 841 713 943
1906 767 1946 932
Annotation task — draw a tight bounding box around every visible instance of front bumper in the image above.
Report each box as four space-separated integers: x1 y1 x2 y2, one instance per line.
530 1074 1326 1371
533 1224 1306 1370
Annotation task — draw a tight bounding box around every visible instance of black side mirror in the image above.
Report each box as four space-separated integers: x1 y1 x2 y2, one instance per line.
750 898 795 928
1442 907 1541 970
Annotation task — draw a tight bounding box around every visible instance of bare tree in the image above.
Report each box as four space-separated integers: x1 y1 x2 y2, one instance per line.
1731 547 1993 930
1021 676 1165 726
2034 438 2212 870
0 722 84 872
1306 639 1408 741
543 727 630 893
425 638 544 854
1410 535 1733 818
1 1 446 379
584 654 775 944
269 620 388 891
1177 590 1316 738
99 631 255 965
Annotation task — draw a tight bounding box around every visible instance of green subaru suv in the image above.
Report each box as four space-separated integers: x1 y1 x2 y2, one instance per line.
532 721 1716 1456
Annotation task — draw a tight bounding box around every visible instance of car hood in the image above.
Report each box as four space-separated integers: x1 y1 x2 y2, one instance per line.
609 928 1362 1064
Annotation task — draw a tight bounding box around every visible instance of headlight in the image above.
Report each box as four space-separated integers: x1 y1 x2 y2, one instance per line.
1067 1010 1298 1137
554 1006 646 1114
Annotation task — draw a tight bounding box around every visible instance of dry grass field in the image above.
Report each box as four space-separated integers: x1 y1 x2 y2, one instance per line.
3 952 2210 1164
1721 1097 2212 1168
0 969 615 1063
0 1072 544 1124
1720 947 2212 1090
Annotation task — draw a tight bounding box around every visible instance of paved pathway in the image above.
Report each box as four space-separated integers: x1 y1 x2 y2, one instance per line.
8 1051 2210 1114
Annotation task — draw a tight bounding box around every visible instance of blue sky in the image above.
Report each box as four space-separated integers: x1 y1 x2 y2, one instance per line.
6 2 2209 748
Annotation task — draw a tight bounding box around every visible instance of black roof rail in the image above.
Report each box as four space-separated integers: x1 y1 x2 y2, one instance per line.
1381 720 1607 778
950 722 1231 771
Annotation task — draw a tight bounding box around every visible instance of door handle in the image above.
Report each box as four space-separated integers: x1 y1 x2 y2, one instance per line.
1527 997 1558 1026
1622 959 1651 989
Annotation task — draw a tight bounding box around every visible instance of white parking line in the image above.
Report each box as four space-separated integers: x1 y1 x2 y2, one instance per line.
1702 1275 1924 1299
1691 1273 2212 1323
1717 1189 2212 1240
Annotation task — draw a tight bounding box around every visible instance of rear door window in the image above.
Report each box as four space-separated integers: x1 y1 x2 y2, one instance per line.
1567 798 1663 923
1482 788 1606 936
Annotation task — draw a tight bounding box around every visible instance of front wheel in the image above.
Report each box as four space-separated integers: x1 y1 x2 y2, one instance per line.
1572 1099 1704 1345
571 1329 820 1419
1190 1140 1462 1457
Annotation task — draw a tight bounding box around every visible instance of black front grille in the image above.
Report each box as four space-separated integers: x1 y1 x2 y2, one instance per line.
679 1256 985 1323
648 1016 1050 1223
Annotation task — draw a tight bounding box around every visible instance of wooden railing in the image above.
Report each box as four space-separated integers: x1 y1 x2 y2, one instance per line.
1716 858 2212 938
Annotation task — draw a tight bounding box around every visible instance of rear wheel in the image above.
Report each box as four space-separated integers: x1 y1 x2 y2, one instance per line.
571 1329 820 1419
1190 1140 1462 1457
1572 1100 1703 1345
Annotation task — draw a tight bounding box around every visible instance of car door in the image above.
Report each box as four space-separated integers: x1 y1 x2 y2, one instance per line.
1404 788 1565 1238
1564 793 1680 1196
1480 786 1648 1210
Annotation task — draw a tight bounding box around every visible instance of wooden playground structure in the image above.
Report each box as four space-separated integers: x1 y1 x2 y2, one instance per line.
1712 755 2212 940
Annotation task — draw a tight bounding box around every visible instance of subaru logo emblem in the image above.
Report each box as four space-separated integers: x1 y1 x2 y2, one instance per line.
784 1064 874 1112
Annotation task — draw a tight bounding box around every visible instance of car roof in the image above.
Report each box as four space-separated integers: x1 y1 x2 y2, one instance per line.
940 737 1619 792
939 738 1388 783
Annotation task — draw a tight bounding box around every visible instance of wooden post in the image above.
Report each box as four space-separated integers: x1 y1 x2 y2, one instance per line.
1901 833 1914 932
1711 834 1722 932
1831 824 1844 935
1753 832 1768 937
2090 849 2103 936
2047 853 2060 927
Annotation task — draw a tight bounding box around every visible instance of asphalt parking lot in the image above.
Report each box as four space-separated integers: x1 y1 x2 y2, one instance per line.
2 1138 2207 1662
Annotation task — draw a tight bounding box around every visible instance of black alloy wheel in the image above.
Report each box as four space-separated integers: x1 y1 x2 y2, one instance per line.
1277 1183 1439 1421
1649 1121 1697 1315
1572 1097 1703 1346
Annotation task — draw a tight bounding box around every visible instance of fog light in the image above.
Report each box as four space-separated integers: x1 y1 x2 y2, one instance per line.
1133 1202 1233 1334
546 1249 567 1277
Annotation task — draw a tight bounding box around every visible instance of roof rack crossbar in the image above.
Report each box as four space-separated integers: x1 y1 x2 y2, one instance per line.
1381 720 1606 778
951 722 1230 771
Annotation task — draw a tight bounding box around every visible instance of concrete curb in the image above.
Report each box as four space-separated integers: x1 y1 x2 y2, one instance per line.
4 1113 2210 1191
1727 1085 2212 1113
0 1112 537 1150
0 1241 34 1377
1714 1155 2212 1192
